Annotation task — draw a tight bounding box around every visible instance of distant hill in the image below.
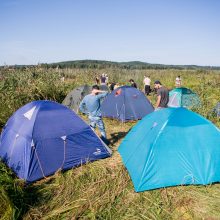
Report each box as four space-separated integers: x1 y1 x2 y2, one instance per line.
44 60 220 70
1 60 220 70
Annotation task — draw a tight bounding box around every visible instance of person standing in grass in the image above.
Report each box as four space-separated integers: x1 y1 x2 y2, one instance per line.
129 79 137 88
105 74 109 84
100 73 106 85
109 82 116 91
143 76 151 95
154 80 169 110
175 75 182 87
79 85 108 142
95 75 100 84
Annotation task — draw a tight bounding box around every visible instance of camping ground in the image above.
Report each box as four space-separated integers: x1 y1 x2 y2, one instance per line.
0 67 220 219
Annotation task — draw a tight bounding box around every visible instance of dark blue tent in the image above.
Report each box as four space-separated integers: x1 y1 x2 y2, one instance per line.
0 101 112 182
101 86 154 122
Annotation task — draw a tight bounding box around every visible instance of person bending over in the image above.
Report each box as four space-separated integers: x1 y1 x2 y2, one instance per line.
129 79 137 88
154 80 169 110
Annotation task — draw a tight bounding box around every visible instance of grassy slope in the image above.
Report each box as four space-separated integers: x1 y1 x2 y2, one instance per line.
0 68 220 219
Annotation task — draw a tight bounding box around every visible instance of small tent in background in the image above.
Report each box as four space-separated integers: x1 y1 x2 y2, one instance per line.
62 85 92 112
101 86 154 122
168 87 200 108
213 102 220 117
118 107 220 192
0 101 111 182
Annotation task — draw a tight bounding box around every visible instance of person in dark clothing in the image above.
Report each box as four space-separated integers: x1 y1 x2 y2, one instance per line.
109 82 116 91
129 79 137 88
100 73 106 85
154 80 169 110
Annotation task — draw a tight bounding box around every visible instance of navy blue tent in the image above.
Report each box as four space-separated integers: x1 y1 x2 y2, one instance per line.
101 86 154 122
0 101 112 182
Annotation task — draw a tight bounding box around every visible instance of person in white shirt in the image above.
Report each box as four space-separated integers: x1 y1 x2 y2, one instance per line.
143 76 151 95
105 74 109 84
175 76 181 87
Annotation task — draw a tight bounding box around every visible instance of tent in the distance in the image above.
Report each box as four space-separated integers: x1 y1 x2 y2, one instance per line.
118 107 220 192
0 100 112 182
62 85 92 112
168 87 200 108
101 86 154 122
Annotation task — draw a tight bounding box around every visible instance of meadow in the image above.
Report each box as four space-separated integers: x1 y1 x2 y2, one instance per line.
0 67 220 220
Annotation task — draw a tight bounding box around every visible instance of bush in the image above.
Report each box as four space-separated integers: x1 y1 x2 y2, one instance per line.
0 68 68 126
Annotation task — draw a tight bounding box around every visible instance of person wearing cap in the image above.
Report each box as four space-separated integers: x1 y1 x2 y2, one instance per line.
154 80 169 110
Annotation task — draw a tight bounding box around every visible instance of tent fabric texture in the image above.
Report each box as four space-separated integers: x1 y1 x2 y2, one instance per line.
101 86 154 122
0 100 112 182
118 107 220 192
62 85 92 112
168 87 200 108
213 102 220 117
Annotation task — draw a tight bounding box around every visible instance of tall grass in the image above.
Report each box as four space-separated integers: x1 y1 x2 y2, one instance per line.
0 67 219 219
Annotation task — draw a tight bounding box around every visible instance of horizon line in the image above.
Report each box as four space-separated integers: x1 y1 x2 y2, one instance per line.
1 59 220 68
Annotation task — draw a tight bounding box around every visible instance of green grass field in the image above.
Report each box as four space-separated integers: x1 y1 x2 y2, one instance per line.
0 67 220 219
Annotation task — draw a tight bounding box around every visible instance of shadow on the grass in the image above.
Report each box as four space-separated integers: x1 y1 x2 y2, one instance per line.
0 161 51 220
109 131 127 145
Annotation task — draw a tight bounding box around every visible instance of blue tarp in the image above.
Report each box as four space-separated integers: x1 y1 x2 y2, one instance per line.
101 86 154 122
118 107 220 192
0 100 112 182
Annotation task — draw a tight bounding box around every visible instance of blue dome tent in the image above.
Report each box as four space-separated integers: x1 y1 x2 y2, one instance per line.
118 108 220 192
168 87 200 108
101 86 154 122
0 101 112 182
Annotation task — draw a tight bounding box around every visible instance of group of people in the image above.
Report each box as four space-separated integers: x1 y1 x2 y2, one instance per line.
134 75 182 94
127 77 150 93
95 73 181 94
95 73 109 85
79 77 172 144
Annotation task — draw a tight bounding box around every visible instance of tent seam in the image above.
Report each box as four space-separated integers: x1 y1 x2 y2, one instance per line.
137 108 178 191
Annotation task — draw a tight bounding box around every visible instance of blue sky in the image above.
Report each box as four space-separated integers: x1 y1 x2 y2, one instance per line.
0 0 219 66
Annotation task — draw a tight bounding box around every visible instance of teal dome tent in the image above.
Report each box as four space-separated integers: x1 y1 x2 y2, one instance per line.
118 108 220 192
168 87 200 108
